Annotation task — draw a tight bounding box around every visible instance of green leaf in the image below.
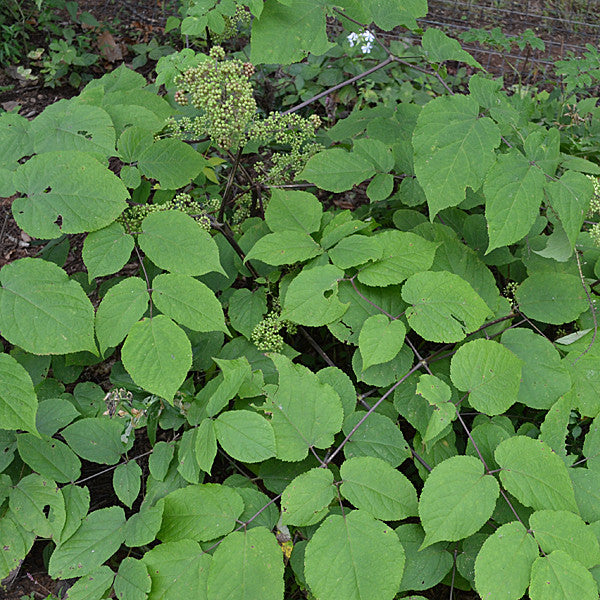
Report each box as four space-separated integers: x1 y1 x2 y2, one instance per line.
63 565 114 600
329 235 383 270
232 486 279 531
17 433 81 482
158 483 244 542
177 427 201 484
419 455 500 548
474 521 539 600
413 95 500 218
450 339 522 416
95 277 149 354
516 272 589 325
305 510 405 600
207 527 284 600
0 258 96 354
501 328 571 410
214 410 276 463
36 397 78 436
250 0 333 64
529 550 598 600
422 28 482 68
0 515 35 581
317 366 357 420
143 540 211 600
0 353 38 434
83 223 134 282
366 173 394 202
565 345 600 417
484 150 546 252
571 468 600 522
266 354 343 461
48 506 125 578
358 315 406 371
13 151 128 239
265 189 323 234
245 231 322 265
402 271 491 343
138 138 205 189
342 411 411 467
396 523 453 592
300 147 375 192
495 436 578 512
228 288 266 339
124 503 164 547
121 315 192 401
114 557 151 600
0 112 33 165
149 441 174 481
545 170 594 249
113 460 142 508
138 211 223 276
281 264 348 326
365 0 427 29
9 473 66 539
59 485 90 544
357 231 438 287
117 126 154 162
340 456 418 520
530 510 600 568
62 417 129 465
195 418 217 474
281 467 335 526
354 138 394 173
30 100 115 156
152 273 227 333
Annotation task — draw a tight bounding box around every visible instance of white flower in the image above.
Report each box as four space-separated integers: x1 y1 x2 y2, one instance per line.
362 30 375 43
347 32 359 47
361 42 373 54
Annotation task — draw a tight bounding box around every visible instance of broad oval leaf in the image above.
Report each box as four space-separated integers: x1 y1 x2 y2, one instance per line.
62 417 130 465
494 436 578 512
529 550 598 600
138 210 223 276
0 515 35 581
214 410 276 463
158 483 244 542
304 510 405 600
138 138 205 189
281 264 348 327
413 94 500 218
402 271 491 343
515 272 589 325
121 315 192 402
83 222 134 281
358 314 406 371
281 467 335 526
529 509 600 569
143 539 211 600
419 455 499 548
48 506 126 579
265 189 323 234
0 353 38 434
450 339 522 416
13 151 128 239
95 277 149 354
17 433 81 483
474 521 538 600
152 273 227 333
207 527 284 600
113 460 142 508
245 231 322 265
114 558 151 600
340 456 418 520
0 258 96 355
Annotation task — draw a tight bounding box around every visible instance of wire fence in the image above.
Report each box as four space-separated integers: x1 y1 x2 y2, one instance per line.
412 0 600 82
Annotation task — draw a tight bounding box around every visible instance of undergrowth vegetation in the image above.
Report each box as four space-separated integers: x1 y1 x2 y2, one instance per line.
3 1 600 599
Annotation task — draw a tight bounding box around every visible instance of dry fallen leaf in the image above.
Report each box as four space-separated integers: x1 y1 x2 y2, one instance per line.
97 30 123 62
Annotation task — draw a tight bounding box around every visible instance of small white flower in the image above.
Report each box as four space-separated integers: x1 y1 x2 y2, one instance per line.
362 30 375 43
361 42 373 54
347 32 359 47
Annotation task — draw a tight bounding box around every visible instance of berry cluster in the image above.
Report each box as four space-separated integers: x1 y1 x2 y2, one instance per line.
173 46 256 148
249 112 323 184
251 300 297 353
119 192 212 232
213 5 252 43
587 175 600 214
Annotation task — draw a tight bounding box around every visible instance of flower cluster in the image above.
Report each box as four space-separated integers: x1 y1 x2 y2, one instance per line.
173 46 256 148
251 299 297 353
213 5 252 43
347 30 376 54
249 112 322 184
119 192 212 232
587 175 600 214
